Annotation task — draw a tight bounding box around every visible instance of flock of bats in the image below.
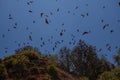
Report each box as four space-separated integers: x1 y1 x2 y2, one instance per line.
1 0 120 55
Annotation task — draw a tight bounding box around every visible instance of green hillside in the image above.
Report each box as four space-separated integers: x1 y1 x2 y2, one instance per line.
0 47 78 80
0 45 120 80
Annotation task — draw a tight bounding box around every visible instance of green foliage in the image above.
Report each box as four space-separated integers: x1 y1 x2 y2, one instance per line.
57 40 114 80
0 44 118 80
80 76 89 80
47 65 60 80
15 45 41 55
97 56 115 76
47 65 57 76
70 40 100 80
114 48 120 66
2 47 42 79
3 54 30 79
30 67 40 75
0 58 2 63
112 66 120 79
21 50 40 61
4 54 29 68
98 71 119 80
58 47 71 72
0 46 61 80
0 61 8 80
98 66 120 80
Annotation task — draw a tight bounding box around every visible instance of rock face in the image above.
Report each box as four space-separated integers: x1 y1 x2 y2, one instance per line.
0 50 77 80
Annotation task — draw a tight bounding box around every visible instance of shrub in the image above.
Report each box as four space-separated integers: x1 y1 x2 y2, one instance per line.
0 62 8 79
80 76 89 80
47 65 60 80
97 66 120 80
22 50 40 61
30 67 40 75
3 54 30 79
47 65 57 76
112 66 120 78
98 71 119 80
15 45 41 55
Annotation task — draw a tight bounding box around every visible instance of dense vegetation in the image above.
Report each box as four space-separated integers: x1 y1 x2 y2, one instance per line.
56 40 119 80
0 47 60 80
0 40 120 80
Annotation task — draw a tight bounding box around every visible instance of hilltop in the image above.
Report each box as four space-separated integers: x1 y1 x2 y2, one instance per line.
0 48 79 80
0 44 120 80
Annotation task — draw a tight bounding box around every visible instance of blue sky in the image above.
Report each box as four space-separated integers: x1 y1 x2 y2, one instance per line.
0 0 120 63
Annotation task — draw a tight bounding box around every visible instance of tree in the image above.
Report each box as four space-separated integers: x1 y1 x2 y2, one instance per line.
57 40 114 80
0 60 8 80
98 66 120 80
97 55 115 78
70 40 100 79
58 47 71 72
114 48 120 66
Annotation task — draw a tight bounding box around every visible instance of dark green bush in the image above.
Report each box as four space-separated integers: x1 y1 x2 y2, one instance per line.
3 53 30 79
47 65 57 76
97 71 119 80
30 67 40 75
80 76 89 80
22 50 40 61
47 65 60 80
98 66 120 80
0 62 8 80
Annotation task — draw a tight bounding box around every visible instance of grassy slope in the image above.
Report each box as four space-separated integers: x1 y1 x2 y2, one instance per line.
0 50 78 80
